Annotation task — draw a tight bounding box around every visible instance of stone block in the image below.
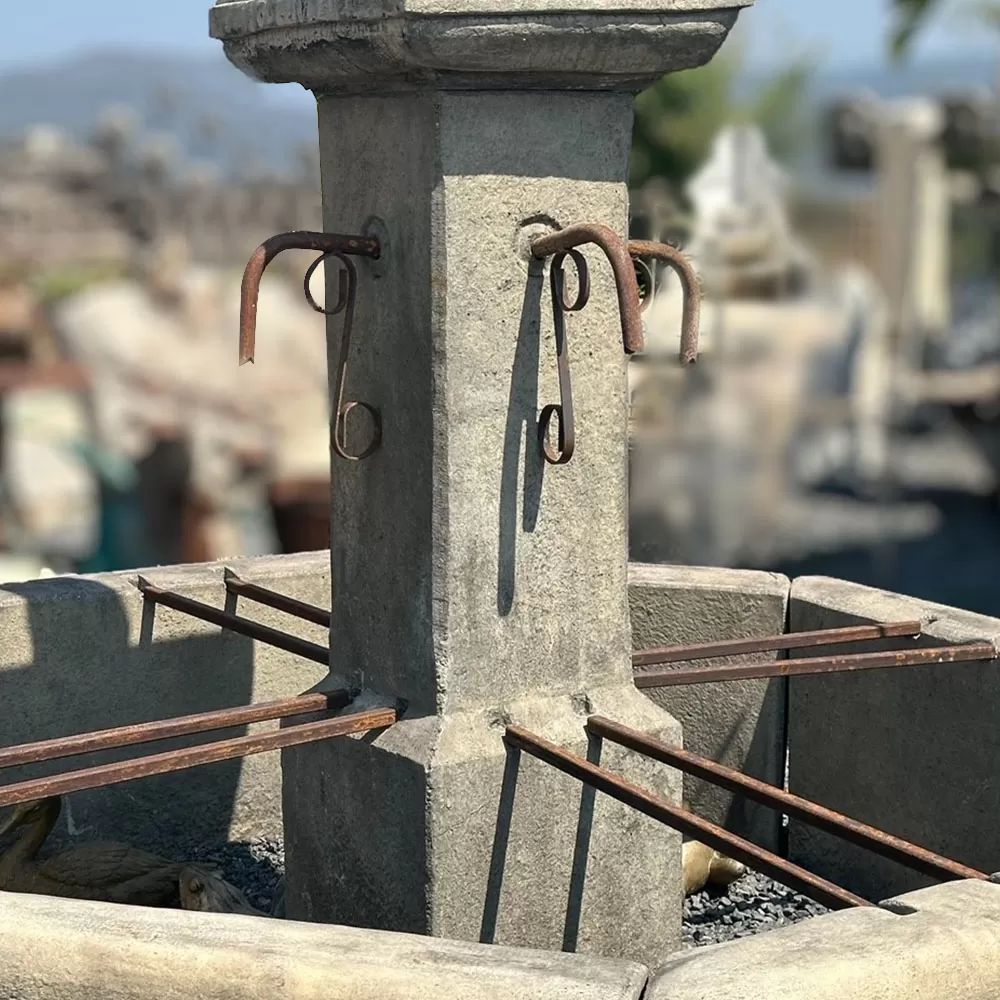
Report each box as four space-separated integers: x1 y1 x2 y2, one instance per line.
0 553 330 853
647 880 1000 1000
284 685 683 966
0 890 651 1000
788 576 1000 900
628 563 789 850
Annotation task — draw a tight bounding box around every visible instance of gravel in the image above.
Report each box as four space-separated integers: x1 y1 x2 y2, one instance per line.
165 836 285 914
137 833 826 941
683 870 829 948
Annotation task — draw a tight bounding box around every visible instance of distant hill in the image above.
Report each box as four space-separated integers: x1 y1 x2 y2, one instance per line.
0 49 317 175
0 46 996 177
801 53 998 105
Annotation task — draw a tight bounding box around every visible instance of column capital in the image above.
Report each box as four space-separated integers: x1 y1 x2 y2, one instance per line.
211 0 752 93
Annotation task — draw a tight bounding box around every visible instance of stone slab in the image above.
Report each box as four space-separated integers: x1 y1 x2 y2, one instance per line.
647 880 1000 1000
788 576 1000 900
628 563 789 850
0 890 650 1000
210 0 752 92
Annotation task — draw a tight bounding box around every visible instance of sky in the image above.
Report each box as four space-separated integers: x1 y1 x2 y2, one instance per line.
0 1 997 74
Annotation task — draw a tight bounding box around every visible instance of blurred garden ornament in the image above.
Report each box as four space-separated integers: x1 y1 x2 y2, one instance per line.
682 839 747 896
0 796 186 907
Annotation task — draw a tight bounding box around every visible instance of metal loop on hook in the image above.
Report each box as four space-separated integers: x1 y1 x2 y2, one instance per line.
538 249 586 466
303 252 350 316
335 400 383 462
633 257 655 314
324 252 383 462
555 248 591 313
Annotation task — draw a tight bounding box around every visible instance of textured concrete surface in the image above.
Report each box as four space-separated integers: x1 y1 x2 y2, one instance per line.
272 88 693 966
628 563 789 850
210 0 752 92
0 551 329 850
285 686 683 964
788 576 1000 900
648 879 1000 1000
0 891 651 1000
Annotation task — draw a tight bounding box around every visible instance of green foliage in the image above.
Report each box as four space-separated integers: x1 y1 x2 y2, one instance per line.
33 261 127 305
891 0 1000 57
629 47 813 195
890 0 936 59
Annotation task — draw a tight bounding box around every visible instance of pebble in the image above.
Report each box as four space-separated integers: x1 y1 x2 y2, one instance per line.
682 870 828 948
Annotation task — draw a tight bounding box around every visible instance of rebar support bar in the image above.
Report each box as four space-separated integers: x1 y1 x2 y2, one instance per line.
0 706 396 810
0 690 350 772
224 574 332 629
137 579 329 665
503 724 871 911
634 642 996 688
586 715 988 884
632 620 924 668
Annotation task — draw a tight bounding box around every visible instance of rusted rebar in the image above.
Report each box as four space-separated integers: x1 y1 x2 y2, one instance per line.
632 620 924 668
634 642 997 688
239 230 380 366
628 239 701 365
0 690 350 772
531 224 644 354
224 575 331 629
504 724 869 910
0 706 396 810
587 716 988 884
137 580 329 665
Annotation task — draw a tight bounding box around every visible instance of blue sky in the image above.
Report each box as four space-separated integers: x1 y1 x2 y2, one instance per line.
1 1 996 73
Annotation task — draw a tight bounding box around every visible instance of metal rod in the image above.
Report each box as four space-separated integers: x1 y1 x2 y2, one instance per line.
530 223 645 354
504 724 869 910
627 240 701 365
239 230 380 365
138 581 329 666
538 249 588 465
587 716 988 884
224 576 331 629
634 642 996 688
0 707 396 809
0 690 350 772
633 620 924 668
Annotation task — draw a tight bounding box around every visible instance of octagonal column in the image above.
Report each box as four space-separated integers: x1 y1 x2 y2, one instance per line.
212 0 751 966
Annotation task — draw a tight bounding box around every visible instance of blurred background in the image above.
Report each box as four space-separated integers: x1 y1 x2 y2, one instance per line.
2 1 1000 614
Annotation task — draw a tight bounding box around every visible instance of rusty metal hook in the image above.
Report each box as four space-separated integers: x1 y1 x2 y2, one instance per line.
530 223 644 355
302 251 382 462
539 250 589 465
627 240 701 365
238 230 380 366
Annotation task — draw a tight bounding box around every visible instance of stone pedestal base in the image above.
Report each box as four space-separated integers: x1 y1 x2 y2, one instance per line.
283 685 682 966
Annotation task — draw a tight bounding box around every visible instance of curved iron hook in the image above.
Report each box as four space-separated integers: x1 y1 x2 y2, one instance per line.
530 223 644 355
539 250 589 465
303 252 382 462
238 230 380 366
627 239 701 366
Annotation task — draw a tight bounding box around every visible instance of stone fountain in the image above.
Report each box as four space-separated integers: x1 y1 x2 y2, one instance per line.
211 0 752 966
